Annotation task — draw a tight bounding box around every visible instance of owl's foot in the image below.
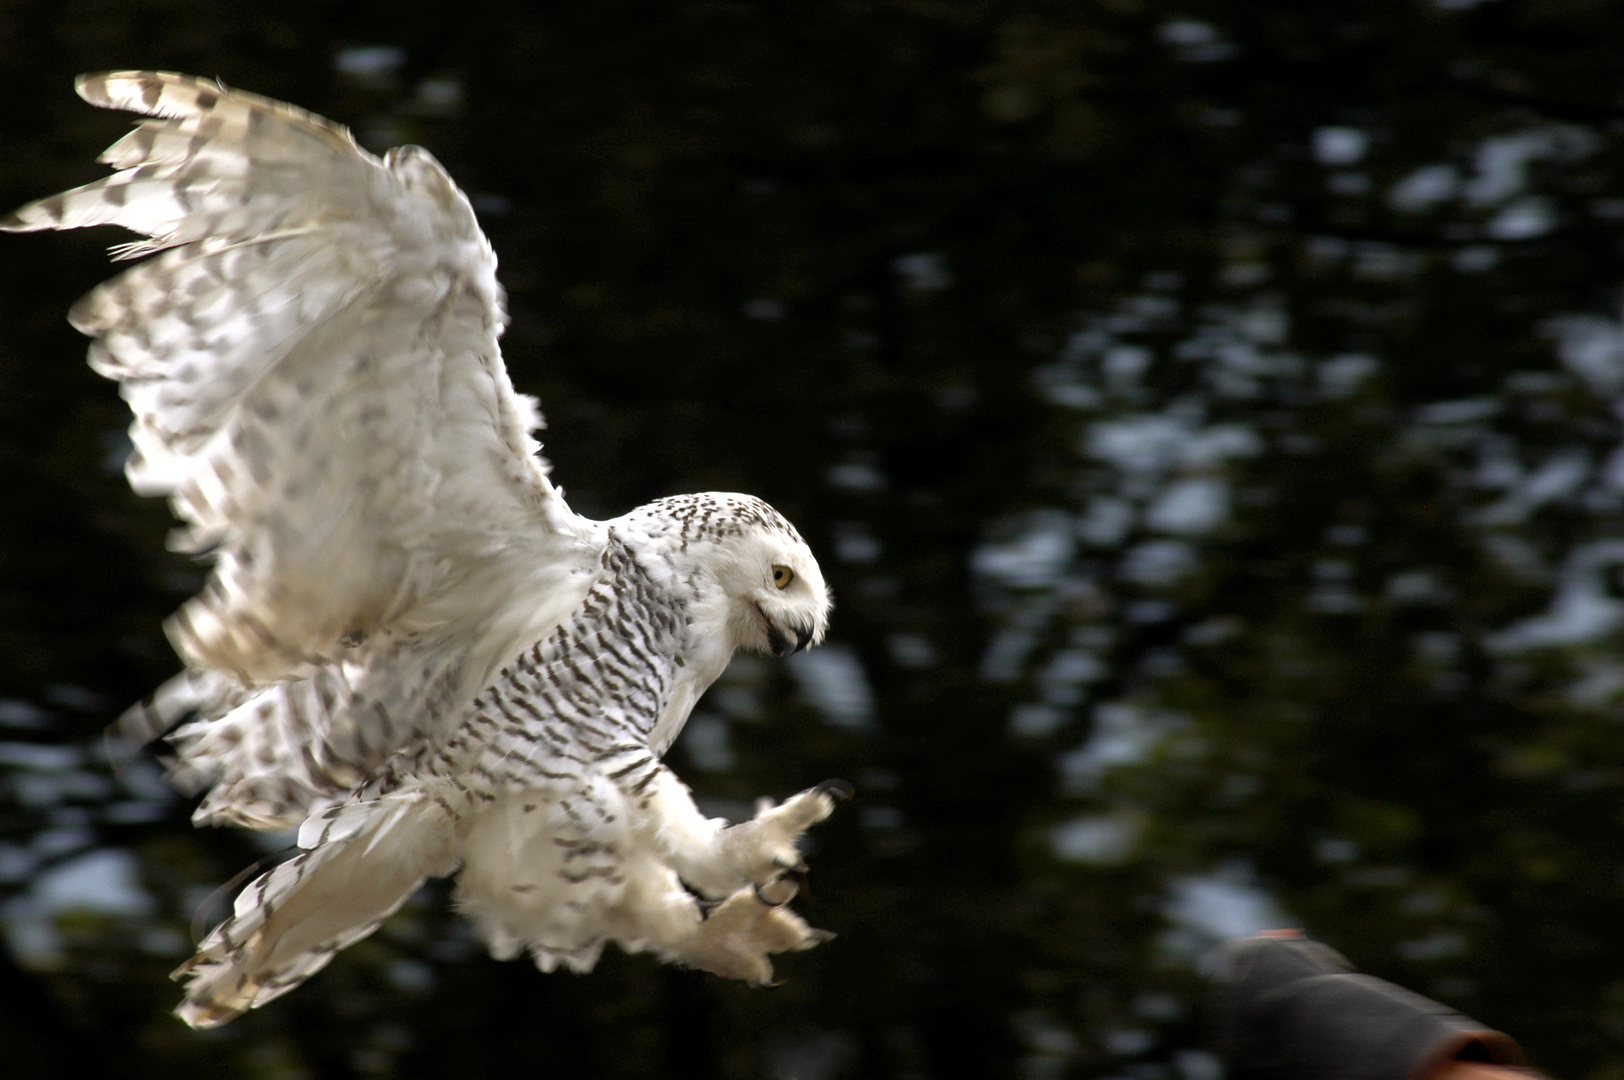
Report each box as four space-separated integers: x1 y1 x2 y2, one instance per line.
682 887 833 985
718 779 852 891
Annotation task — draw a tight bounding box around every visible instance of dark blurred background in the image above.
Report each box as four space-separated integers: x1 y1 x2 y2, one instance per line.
5 1 1624 1076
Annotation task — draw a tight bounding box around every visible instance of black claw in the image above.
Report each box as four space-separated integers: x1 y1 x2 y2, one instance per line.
773 862 811 898
697 897 724 920
813 779 855 801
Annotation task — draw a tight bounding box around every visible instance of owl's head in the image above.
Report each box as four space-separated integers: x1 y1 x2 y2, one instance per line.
628 493 831 658
721 520 831 659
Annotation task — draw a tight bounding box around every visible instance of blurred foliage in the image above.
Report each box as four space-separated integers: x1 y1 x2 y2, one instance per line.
7 1 1624 1078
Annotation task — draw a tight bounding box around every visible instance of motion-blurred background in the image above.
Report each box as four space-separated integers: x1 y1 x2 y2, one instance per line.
3 2 1624 1076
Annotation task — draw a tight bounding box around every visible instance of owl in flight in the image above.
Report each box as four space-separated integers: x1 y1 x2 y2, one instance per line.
4 72 851 1028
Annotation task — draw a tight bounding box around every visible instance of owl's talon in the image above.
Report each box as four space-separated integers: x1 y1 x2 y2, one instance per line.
813 779 855 801
774 862 810 898
755 878 798 906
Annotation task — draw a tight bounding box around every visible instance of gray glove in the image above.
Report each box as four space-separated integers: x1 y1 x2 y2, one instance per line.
1209 933 1527 1080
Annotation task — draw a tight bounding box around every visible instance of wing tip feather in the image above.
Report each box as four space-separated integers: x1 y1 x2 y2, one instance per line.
73 70 119 107
75 70 228 118
65 295 102 336
74 70 162 110
0 194 66 233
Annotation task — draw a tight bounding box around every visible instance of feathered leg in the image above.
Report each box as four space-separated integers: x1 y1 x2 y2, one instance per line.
611 858 833 986
641 767 851 898
174 795 455 1028
607 768 847 984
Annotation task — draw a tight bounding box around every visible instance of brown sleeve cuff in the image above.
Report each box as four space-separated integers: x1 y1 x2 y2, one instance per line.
1409 1030 1527 1080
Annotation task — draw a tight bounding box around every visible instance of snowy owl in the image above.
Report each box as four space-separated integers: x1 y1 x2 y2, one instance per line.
4 72 851 1028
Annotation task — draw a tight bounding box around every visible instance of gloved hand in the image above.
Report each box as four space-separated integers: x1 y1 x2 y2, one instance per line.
1208 931 1534 1080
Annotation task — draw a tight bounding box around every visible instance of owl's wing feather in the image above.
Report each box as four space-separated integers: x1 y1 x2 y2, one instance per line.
6 72 603 821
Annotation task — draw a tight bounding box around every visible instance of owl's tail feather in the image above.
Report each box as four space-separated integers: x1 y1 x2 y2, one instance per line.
174 795 455 1028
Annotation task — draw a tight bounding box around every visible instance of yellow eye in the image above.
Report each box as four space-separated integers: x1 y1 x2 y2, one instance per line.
772 565 795 590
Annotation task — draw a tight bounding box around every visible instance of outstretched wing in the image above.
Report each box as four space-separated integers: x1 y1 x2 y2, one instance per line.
5 72 604 824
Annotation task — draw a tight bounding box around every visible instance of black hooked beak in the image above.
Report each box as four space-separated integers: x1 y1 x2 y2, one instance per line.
763 617 816 658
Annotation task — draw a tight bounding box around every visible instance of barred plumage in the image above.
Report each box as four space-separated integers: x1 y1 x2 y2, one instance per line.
6 73 844 1027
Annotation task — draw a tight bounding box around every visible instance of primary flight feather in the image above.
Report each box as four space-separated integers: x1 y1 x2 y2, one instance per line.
5 71 849 1028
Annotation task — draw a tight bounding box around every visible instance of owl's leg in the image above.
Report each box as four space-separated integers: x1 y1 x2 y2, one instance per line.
674 888 834 986
619 864 832 986
639 767 850 898
716 779 853 892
